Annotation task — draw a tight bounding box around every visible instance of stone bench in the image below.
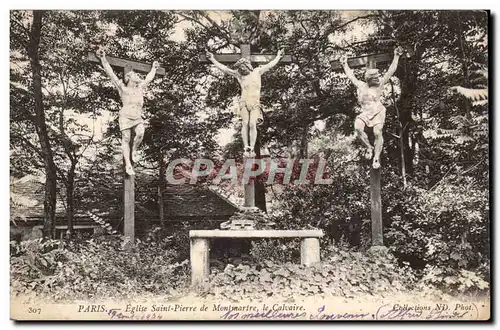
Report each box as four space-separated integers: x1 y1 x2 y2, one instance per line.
189 229 324 285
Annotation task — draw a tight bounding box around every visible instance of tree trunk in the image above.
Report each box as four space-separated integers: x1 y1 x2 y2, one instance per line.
455 12 472 113
390 80 408 187
299 126 309 159
397 51 421 176
66 162 76 238
399 131 407 189
158 155 166 228
29 10 57 238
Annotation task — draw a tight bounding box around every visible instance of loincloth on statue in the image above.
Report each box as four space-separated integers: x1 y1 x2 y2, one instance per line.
356 103 386 128
236 101 265 125
119 106 143 131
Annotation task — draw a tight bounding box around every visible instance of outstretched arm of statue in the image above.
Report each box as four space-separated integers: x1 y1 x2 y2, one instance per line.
96 48 124 90
142 61 160 86
257 48 284 74
381 46 403 85
340 54 363 89
206 51 238 77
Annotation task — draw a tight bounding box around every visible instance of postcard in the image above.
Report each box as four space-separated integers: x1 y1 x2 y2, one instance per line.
10 9 490 321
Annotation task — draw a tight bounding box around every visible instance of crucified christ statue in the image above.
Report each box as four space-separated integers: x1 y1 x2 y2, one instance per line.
340 46 404 169
206 49 284 158
96 48 159 176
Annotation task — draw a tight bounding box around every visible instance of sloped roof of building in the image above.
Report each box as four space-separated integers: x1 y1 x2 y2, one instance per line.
10 175 67 219
10 174 238 221
142 184 238 218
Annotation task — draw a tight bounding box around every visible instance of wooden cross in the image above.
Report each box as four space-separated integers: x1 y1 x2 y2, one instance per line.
335 53 385 247
200 44 293 212
88 52 166 243
200 43 293 65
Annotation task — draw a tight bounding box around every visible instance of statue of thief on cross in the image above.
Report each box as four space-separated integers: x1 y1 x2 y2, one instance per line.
96 48 160 176
340 46 404 169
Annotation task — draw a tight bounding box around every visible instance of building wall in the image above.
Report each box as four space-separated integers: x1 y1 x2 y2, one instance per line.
10 224 43 242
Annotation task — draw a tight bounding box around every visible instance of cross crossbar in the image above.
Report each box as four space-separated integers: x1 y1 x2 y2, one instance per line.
330 50 414 70
199 53 293 64
199 43 293 64
330 52 392 70
87 52 166 75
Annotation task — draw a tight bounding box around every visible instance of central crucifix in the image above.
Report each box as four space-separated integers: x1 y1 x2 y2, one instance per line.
201 44 292 229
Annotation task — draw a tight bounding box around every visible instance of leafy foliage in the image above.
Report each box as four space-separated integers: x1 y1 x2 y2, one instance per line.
10 238 189 302
385 176 488 270
248 239 300 263
421 266 489 295
196 244 418 302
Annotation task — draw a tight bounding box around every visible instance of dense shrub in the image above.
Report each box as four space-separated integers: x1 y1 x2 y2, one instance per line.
383 174 489 294
271 152 489 295
270 173 371 248
11 237 488 302
420 265 488 296
248 239 300 264
10 237 190 302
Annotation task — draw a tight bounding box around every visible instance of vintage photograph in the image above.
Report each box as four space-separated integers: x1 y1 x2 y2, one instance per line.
10 10 490 320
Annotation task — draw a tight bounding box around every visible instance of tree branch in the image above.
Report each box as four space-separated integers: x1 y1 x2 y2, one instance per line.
334 14 379 33
459 159 485 176
387 132 400 139
11 132 68 183
177 12 231 43
429 165 456 192
11 18 31 47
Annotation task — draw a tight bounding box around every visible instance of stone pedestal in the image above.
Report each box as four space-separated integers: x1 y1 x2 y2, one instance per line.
190 238 210 285
367 245 389 257
189 229 324 285
300 237 320 266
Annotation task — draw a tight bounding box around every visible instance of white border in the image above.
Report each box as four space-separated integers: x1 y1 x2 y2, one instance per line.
2 2 497 329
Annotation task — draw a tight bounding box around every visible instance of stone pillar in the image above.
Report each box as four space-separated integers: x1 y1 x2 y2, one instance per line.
300 238 320 266
190 238 210 285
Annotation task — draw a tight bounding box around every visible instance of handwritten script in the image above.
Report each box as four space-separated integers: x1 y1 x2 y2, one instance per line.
375 303 479 320
220 305 370 320
99 302 481 321
105 309 162 320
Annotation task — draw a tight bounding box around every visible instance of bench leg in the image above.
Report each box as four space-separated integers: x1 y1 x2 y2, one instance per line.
301 238 320 266
190 238 210 285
